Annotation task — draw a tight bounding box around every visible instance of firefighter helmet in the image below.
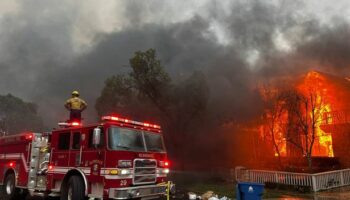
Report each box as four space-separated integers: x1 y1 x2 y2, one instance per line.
72 90 79 96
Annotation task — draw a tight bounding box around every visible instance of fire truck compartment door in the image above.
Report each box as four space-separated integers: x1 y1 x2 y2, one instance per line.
69 131 82 167
82 128 105 182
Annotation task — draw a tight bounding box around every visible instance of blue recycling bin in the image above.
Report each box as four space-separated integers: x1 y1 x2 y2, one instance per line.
236 182 264 200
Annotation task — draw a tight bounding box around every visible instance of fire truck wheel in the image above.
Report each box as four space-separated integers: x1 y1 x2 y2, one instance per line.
60 176 85 200
2 173 19 200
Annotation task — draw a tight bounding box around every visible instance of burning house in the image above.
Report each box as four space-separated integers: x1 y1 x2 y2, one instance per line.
258 71 350 170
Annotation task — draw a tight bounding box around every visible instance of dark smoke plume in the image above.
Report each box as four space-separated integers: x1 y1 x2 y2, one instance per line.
0 1 349 167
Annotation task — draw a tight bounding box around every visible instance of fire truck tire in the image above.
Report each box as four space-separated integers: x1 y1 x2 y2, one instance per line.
60 176 85 200
2 173 21 200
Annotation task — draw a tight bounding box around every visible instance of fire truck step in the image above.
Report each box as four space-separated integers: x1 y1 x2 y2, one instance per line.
48 192 60 197
29 191 45 197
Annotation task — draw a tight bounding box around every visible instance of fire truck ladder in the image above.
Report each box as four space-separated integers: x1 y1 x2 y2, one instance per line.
27 133 50 194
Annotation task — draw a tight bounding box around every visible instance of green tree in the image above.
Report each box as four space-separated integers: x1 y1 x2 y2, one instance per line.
95 49 210 167
129 49 172 118
0 94 43 134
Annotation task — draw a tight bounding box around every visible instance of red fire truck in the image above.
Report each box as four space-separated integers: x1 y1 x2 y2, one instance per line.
0 115 172 200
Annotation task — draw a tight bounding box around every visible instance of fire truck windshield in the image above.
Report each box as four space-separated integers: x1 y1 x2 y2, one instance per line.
108 126 165 152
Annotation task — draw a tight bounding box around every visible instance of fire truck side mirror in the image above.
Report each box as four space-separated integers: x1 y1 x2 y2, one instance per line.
93 127 101 147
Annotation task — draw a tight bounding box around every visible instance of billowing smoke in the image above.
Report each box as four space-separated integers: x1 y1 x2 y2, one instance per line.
0 0 350 167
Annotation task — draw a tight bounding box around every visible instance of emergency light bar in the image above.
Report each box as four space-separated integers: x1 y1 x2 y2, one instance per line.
58 121 82 128
101 115 161 129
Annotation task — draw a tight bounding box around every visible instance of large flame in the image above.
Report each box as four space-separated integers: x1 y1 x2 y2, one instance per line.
301 71 334 157
312 97 334 157
261 71 334 158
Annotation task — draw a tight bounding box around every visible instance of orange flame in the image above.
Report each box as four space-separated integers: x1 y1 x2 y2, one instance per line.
261 71 334 158
301 71 334 157
312 98 334 157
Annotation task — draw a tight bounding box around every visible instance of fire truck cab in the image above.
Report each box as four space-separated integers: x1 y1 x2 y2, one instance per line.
0 115 171 200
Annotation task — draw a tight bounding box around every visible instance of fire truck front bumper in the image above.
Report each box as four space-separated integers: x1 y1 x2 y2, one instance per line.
108 185 167 199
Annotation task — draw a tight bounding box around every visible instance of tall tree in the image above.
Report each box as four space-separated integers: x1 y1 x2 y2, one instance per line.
260 85 286 168
129 49 172 119
95 49 209 167
261 84 328 170
281 88 324 170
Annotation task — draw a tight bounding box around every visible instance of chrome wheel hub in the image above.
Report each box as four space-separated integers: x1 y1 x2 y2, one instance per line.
6 179 13 195
68 186 72 200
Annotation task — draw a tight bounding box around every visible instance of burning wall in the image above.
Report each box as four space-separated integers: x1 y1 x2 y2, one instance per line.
260 71 350 162
297 71 334 157
316 73 350 167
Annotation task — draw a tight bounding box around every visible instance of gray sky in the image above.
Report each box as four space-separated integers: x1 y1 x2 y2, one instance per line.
0 0 349 127
1 0 348 56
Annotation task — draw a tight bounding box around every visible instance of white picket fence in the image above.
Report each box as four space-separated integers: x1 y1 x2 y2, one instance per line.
235 167 350 191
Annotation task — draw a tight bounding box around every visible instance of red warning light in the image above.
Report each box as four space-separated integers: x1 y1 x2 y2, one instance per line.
71 121 81 126
8 162 15 167
159 160 170 167
25 133 33 140
111 116 119 121
102 115 161 129
164 161 170 167
144 123 150 127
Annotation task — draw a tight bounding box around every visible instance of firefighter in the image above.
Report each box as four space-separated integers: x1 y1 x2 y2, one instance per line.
64 90 87 121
